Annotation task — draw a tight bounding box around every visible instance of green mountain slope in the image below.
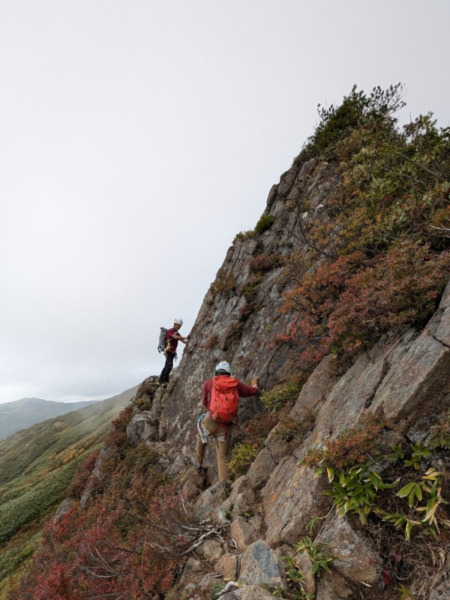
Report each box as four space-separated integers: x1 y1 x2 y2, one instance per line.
0 385 138 596
0 398 98 440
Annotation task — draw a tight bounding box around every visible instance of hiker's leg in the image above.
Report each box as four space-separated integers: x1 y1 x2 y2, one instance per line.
200 415 218 434
194 434 206 466
160 352 173 382
159 352 174 383
201 417 231 481
215 436 230 482
215 424 232 482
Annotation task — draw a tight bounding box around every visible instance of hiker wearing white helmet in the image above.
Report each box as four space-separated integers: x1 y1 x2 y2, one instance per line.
193 361 259 482
158 318 189 387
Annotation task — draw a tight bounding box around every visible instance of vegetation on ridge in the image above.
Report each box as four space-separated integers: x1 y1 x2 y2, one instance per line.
0 391 133 599
6 407 200 600
282 84 449 366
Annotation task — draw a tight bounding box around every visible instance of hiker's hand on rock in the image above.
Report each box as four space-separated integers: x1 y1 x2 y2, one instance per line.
251 377 259 388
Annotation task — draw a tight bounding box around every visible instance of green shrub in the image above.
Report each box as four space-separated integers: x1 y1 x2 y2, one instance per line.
294 537 336 576
233 230 254 244
254 214 275 235
428 410 450 450
261 379 302 412
229 443 259 477
0 459 81 544
275 410 316 445
299 84 405 161
210 267 236 295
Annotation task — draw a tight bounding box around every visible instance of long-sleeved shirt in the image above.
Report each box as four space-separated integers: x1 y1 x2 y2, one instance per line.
202 375 259 410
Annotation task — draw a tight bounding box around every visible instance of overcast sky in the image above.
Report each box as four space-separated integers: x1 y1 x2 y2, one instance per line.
0 1 449 404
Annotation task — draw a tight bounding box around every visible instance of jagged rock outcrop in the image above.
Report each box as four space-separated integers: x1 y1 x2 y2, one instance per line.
118 156 450 599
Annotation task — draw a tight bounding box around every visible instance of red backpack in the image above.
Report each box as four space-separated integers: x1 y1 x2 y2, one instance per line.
209 376 239 424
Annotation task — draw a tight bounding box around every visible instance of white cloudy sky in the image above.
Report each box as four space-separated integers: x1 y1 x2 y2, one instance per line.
0 1 449 404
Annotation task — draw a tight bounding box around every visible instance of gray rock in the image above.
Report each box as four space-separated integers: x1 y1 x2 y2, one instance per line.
293 550 316 596
247 448 276 490
316 570 353 600
126 412 159 444
311 342 395 441
230 515 261 551
370 321 450 431
291 354 339 417
80 446 114 508
230 475 254 495
178 558 203 587
316 515 381 584
429 278 450 346
197 538 224 562
215 553 240 580
238 539 286 587
262 460 332 546
195 481 229 520
221 491 255 520
53 498 76 522
222 585 285 599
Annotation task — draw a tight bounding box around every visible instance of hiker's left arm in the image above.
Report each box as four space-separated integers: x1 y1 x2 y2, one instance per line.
172 332 188 343
237 381 260 397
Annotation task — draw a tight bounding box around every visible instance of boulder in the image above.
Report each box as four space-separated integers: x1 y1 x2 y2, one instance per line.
238 539 286 587
195 481 229 521
262 459 332 546
215 553 240 580
316 515 381 584
247 448 276 490
230 515 261 551
197 538 223 562
126 412 159 444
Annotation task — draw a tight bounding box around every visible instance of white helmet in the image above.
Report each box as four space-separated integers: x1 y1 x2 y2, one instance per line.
215 361 231 375
174 318 183 326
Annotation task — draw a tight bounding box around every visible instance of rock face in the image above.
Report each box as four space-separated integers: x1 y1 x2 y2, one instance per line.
119 157 450 599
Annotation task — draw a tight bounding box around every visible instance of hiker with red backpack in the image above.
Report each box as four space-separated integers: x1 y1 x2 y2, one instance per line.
158 318 188 388
193 361 259 482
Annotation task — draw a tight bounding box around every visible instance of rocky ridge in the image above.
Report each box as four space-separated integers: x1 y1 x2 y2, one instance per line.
85 156 450 599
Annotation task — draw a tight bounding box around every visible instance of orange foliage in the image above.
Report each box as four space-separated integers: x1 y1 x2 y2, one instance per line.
283 241 449 364
303 415 386 470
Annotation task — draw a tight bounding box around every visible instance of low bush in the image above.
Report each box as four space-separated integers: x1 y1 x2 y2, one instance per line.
228 443 259 477
254 214 275 235
261 379 303 412
210 267 236 296
249 253 284 274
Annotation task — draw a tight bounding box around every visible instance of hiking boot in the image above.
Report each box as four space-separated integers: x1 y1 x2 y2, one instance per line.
191 457 202 472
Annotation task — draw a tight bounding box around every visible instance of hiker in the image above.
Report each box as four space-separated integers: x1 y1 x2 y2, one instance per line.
159 318 188 387
193 361 259 482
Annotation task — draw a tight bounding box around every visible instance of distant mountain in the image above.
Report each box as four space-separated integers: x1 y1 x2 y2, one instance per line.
0 384 139 594
0 397 99 440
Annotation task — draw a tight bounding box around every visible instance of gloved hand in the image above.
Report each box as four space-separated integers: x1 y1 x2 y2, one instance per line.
251 377 259 388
